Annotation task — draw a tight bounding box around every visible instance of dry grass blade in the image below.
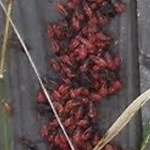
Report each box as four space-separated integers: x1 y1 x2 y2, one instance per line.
93 89 150 150
0 0 13 78
0 1 75 150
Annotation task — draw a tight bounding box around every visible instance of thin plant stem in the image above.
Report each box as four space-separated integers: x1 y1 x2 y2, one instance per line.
0 0 13 78
0 1 13 150
0 79 9 150
0 1 76 150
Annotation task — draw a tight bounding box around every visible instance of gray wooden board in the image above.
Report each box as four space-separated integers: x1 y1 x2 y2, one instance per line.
137 0 150 150
0 0 143 150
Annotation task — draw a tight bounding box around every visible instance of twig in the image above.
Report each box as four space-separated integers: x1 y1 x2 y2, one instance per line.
0 0 13 78
0 1 76 150
93 89 150 150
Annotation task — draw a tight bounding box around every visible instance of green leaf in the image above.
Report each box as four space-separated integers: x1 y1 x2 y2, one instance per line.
140 121 150 150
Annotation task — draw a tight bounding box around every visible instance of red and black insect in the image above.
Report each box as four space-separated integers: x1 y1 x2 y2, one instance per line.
36 0 126 149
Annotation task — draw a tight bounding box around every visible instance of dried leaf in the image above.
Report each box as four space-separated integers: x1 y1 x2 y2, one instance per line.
93 89 150 150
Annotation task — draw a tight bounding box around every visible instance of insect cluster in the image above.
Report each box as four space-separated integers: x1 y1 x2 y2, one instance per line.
37 0 126 150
